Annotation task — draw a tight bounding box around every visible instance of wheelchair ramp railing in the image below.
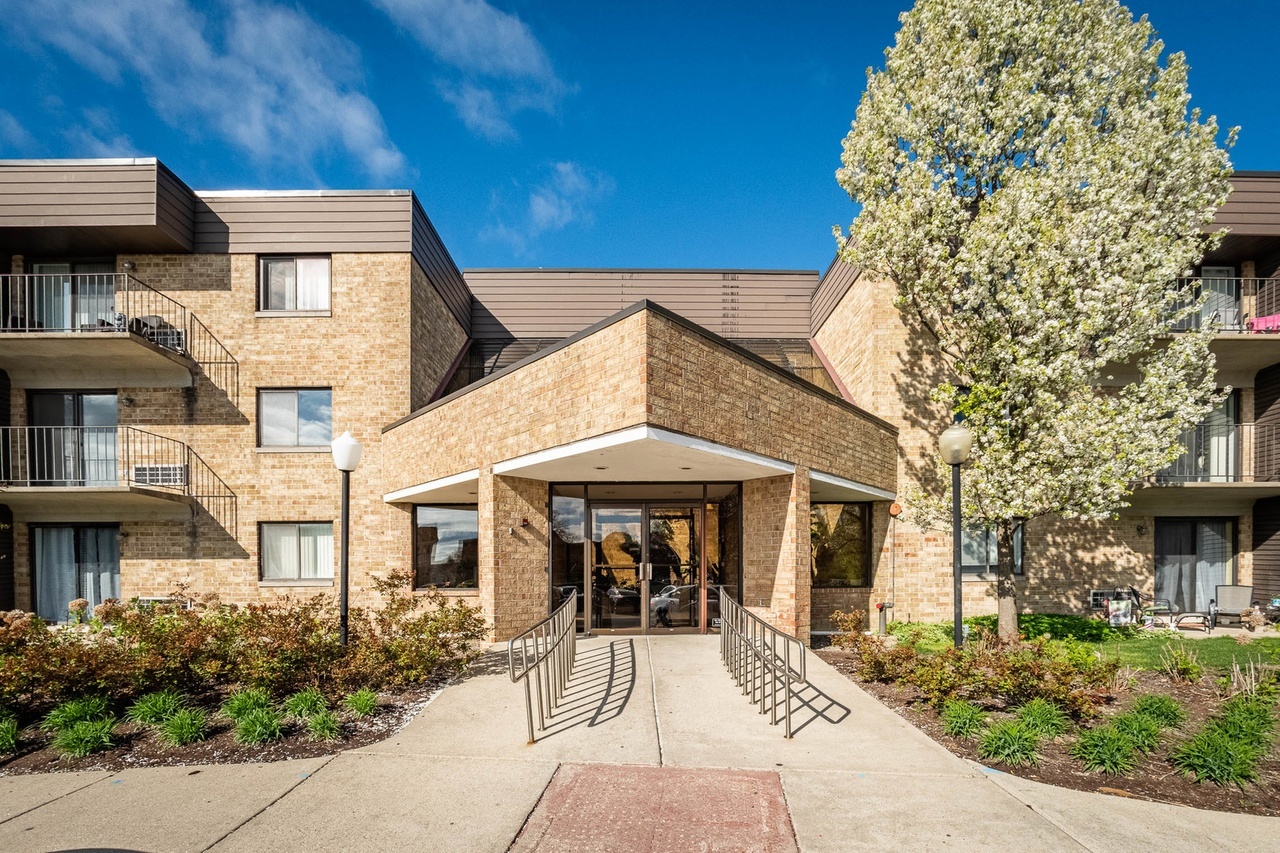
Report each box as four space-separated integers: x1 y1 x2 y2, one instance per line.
508 590 577 744
719 586 807 738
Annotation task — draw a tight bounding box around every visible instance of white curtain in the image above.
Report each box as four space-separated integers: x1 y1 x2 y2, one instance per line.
296 258 330 310
78 527 120 608
261 524 296 579
299 524 334 579
1196 520 1231 612
31 262 71 331
35 527 77 621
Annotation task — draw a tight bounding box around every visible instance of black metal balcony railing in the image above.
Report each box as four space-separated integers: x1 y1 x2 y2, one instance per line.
0 273 239 404
0 426 237 534
1153 422 1280 483
1171 278 1280 333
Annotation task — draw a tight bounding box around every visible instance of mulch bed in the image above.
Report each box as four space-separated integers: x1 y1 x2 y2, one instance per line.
815 647 1280 816
0 678 449 777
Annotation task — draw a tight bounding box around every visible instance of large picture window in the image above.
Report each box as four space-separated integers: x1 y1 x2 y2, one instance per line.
258 389 332 447
260 523 333 582
962 522 1024 575
415 505 479 589
259 256 330 311
810 503 870 588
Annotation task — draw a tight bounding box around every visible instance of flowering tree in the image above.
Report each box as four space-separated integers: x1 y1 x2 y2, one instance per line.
835 0 1235 638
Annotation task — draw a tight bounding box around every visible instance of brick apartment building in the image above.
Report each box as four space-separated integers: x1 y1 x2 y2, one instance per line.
0 157 1276 643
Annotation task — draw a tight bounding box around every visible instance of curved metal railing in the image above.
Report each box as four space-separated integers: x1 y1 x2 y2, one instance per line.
719 586 807 738
508 589 577 744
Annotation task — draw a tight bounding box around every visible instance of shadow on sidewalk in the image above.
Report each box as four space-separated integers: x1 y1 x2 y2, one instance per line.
787 681 851 736
529 639 637 741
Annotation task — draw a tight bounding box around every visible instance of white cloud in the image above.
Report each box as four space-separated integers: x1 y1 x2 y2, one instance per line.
484 162 615 254
368 0 569 141
7 0 404 179
0 110 36 153
63 109 136 158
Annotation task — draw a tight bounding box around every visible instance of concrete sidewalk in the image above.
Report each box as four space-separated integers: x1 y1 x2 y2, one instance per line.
2 635 1277 851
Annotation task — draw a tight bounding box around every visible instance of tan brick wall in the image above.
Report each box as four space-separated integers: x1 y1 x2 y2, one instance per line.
742 470 811 643
410 259 468 411
487 473 550 640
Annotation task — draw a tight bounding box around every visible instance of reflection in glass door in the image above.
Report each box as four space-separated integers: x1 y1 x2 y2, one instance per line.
590 507 644 631
589 503 703 634
648 507 701 630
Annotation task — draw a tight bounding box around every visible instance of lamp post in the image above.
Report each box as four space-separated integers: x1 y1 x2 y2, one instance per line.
939 423 973 648
331 431 362 646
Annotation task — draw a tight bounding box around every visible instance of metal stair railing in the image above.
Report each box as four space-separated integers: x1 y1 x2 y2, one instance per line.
508 589 577 744
719 586 807 738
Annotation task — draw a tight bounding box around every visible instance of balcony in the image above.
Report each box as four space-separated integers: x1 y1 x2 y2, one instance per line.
1126 422 1280 515
0 273 237 397
0 426 236 529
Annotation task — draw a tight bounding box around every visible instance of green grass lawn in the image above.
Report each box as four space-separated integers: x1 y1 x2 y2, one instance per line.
1091 635 1280 672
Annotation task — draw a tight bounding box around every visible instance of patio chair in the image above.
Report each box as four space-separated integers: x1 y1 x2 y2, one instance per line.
1127 586 1174 627
1210 585 1256 631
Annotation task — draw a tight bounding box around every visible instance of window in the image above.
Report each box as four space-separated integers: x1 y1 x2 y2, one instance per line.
261 523 333 582
962 522 1024 575
258 389 332 447
415 505 479 589
33 525 120 622
259 256 330 311
810 503 870 588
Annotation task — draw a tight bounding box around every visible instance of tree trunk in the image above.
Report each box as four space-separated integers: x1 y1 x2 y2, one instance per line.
996 519 1019 641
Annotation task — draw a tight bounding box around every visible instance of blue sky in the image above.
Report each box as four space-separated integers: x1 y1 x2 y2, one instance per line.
0 0 1275 271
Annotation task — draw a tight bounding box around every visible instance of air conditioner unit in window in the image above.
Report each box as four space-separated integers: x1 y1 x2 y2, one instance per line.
133 464 187 487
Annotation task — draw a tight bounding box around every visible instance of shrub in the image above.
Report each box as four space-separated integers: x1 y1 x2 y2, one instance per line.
1016 699 1069 738
283 688 327 720
1160 645 1204 683
0 715 18 752
220 688 273 721
1113 712 1162 754
307 710 341 742
978 721 1039 767
1216 695 1276 743
344 688 379 717
52 718 116 758
234 708 283 744
158 709 209 747
43 696 112 731
966 613 1135 643
1072 725 1137 774
1171 727 1263 785
1131 694 1186 729
940 699 987 739
127 690 188 725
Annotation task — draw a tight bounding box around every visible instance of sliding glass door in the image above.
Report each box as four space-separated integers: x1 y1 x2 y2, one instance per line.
28 391 118 486
34 526 120 622
1154 519 1233 613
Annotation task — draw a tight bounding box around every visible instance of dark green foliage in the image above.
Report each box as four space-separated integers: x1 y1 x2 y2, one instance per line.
1130 694 1186 729
1113 712 1162 754
283 688 327 719
1016 699 1069 738
220 688 272 721
234 708 283 744
52 718 116 758
307 710 341 741
1072 726 1137 774
1171 727 1264 786
43 696 112 731
1216 695 1276 742
967 613 1133 643
978 721 1039 767
0 715 18 752
940 699 987 739
344 688 379 717
127 690 188 725
158 709 209 747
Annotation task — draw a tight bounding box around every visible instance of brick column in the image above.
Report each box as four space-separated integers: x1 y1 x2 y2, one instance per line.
480 470 549 641
742 468 811 644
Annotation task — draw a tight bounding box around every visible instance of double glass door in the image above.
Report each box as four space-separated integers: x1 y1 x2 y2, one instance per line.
589 503 706 633
28 391 118 486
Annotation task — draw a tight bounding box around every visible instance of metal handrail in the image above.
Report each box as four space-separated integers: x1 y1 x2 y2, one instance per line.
0 273 188 342
508 589 577 744
719 586 807 738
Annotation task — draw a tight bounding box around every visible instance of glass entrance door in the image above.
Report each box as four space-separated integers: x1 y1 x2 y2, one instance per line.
589 503 702 634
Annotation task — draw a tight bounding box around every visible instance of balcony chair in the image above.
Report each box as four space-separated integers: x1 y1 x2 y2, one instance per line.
1210 585 1256 631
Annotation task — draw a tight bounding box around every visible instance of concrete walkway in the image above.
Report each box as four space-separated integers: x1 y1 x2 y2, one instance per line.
2 635 1278 851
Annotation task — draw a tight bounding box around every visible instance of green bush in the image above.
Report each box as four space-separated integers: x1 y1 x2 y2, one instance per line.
1160 645 1204 683
940 699 986 739
307 710 341 742
978 720 1039 767
1217 695 1276 743
966 613 1133 643
158 709 209 747
1072 725 1137 774
234 708 283 744
52 718 116 758
43 696 112 731
1131 694 1186 728
283 688 327 720
1016 699 1069 738
1171 727 1263 785
220 688 273 721
1113 712 1162 754
127 690 188 725
344 688 379 717
0 715 18 752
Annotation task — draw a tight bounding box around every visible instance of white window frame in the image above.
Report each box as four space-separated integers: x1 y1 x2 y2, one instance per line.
257 388 332 449
961 521 1024 576
260 522 334 583
258 256 331 313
